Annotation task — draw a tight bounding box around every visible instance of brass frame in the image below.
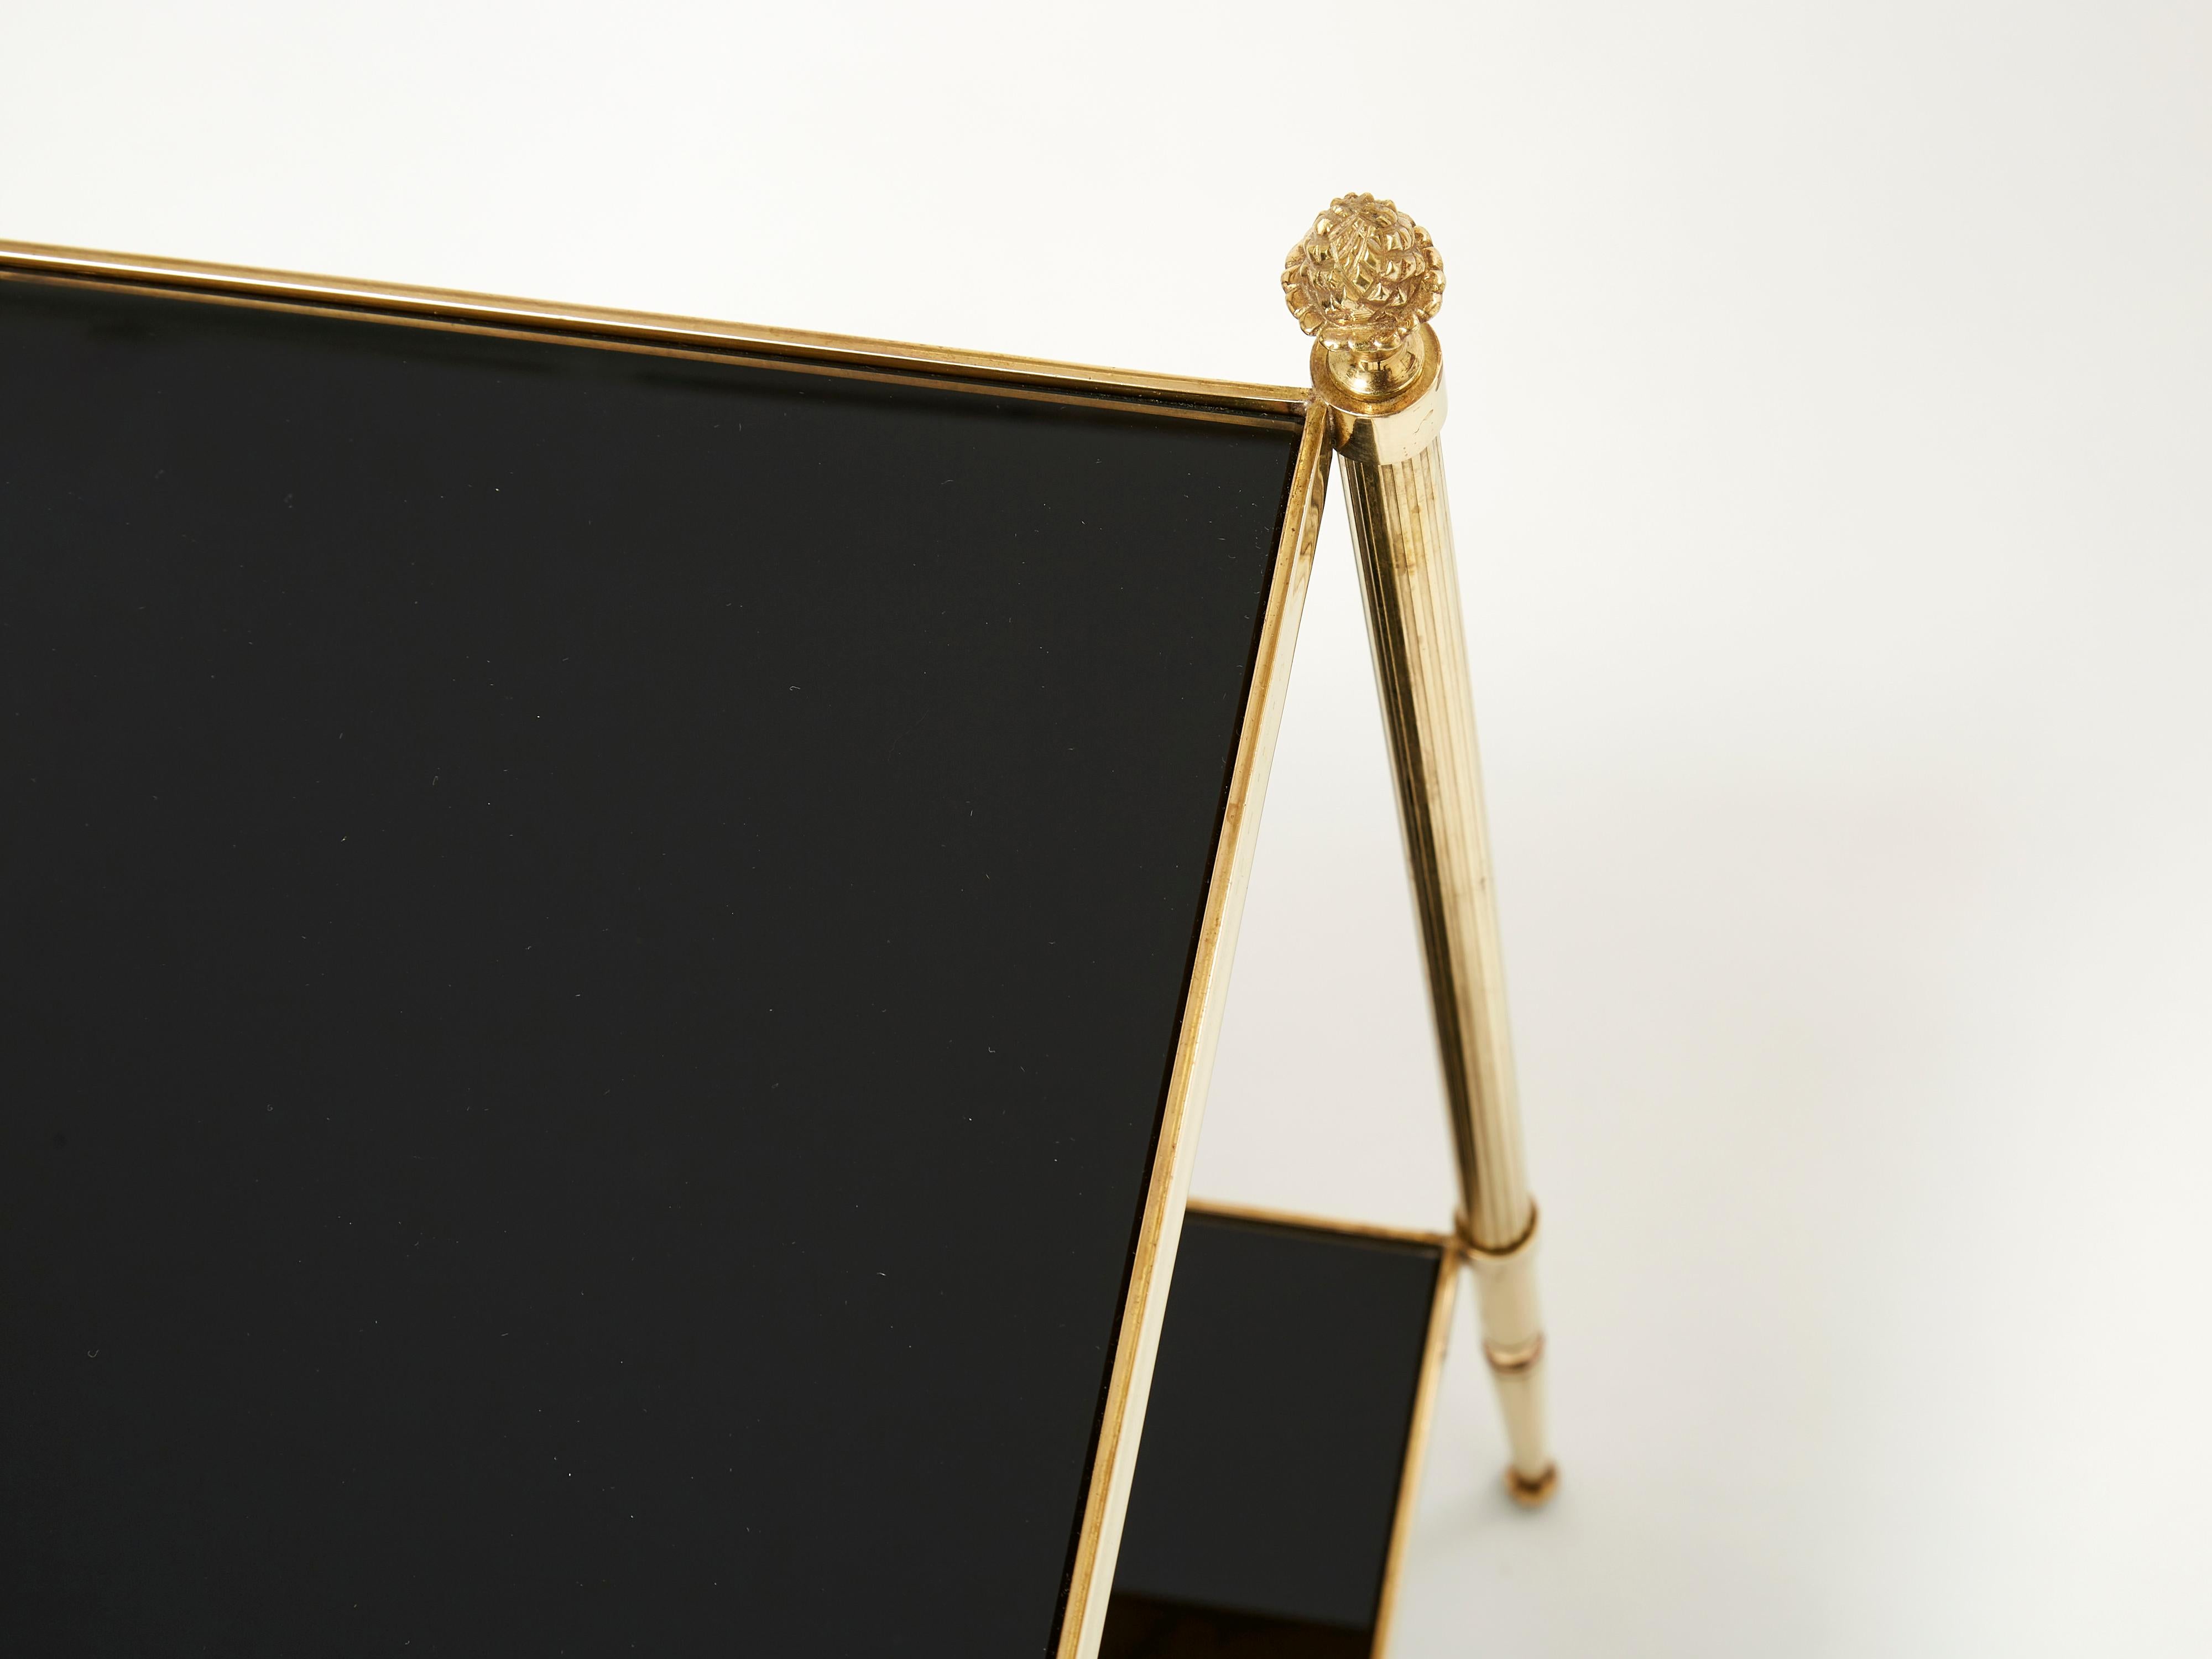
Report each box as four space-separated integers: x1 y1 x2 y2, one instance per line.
0 239 1333 1659
1181 1198 1460 1659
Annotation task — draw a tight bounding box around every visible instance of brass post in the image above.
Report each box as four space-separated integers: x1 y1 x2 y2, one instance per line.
1284 195 1557 1505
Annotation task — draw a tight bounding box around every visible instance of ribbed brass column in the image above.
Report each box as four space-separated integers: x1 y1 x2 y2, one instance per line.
1284 195 1556 1505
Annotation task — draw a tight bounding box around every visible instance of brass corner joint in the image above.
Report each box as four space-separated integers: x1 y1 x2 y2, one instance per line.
1286 194 1557 1508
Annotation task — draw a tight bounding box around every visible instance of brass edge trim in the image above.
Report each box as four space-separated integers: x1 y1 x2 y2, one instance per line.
1368 1244 1461 1659
1056 401 1333 1659
1183 1196 1454 1253
0 239 1309 418
0 267 1296 434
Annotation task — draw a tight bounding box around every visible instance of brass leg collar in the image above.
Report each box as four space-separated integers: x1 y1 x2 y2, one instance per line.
1458 1199 1540 1265
1483 1332 1545 1374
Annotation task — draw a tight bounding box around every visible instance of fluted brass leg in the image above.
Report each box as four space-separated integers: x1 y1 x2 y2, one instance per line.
1284 196 1556 1504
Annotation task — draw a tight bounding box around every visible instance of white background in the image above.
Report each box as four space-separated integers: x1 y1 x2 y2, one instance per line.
5 3 2208 1652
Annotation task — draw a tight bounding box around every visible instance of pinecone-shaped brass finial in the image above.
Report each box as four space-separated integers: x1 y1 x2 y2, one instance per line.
1282 194 1444 357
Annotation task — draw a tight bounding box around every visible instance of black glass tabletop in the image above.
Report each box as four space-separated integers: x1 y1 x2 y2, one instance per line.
0 268 1307 1655
1105 1209 1454 1659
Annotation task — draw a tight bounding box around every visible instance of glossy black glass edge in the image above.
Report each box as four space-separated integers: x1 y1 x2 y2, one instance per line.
1098 1593 1374 1659
0 266 1311 1655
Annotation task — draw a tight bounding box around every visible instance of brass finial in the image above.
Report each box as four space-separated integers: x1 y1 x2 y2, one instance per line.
1282 194 1444 381
1286 194 1449 455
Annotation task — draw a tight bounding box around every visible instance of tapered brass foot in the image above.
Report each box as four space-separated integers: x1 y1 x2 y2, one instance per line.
1504 1461 1559 1507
